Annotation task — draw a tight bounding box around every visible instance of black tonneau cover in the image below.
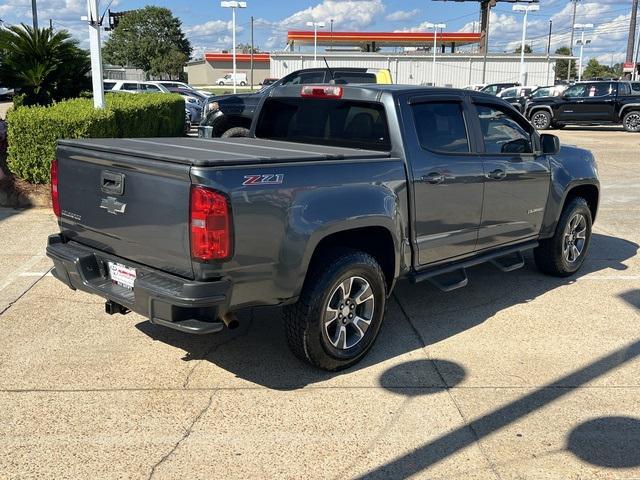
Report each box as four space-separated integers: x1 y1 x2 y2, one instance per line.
57 137 391 166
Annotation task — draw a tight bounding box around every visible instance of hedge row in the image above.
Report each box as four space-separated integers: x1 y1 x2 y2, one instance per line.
6 93 185 184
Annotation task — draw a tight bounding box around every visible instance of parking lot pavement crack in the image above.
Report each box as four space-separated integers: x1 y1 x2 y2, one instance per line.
146 390 217 480
332 396 413 480
182 309 256 388
392 292 504 480
0 268 52 317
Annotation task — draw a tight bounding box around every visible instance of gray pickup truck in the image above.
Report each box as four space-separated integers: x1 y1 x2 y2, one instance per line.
47 84 600 370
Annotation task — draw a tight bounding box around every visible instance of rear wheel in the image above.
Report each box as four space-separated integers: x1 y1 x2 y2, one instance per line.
534 197 592 277
218 81 225 86
622 111 640 133
283 249 387 371
240 81 247 86
531 110 553 130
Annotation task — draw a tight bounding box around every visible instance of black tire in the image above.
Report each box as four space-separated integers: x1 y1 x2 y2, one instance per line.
534 197 592 277
622 110 640 133
530 110 553 130
240 81 247 86
218 81 225 86
221 127 250 138
283 249 387 371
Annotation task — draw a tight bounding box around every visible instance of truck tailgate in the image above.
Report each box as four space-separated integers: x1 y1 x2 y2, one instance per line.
56 143 194 279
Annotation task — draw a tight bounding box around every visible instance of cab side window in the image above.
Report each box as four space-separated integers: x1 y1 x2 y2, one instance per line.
412 102 470 153
476 104 533 154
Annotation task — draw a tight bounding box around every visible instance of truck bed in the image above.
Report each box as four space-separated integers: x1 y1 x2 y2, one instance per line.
58 137 392 166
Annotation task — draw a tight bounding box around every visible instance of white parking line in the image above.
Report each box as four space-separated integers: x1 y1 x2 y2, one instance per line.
576 275 640 281
18 272 53 277
0 255 47 292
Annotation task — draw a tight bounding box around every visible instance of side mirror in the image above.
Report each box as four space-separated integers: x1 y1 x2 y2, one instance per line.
540 133 560 155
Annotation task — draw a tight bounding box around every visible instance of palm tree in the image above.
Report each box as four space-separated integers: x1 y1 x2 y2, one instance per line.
0 24 90 106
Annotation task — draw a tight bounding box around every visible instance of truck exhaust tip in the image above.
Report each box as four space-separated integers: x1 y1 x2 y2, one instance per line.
220 312 239 330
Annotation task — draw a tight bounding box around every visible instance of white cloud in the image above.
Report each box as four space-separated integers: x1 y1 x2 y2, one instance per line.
186 20 241 38
386 9 420 22
280 0 384 30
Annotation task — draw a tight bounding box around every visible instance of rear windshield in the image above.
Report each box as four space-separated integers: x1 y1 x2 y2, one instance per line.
255 98 391 151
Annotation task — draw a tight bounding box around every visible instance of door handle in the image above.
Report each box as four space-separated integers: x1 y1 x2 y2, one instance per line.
421 172 445 184
487 169 507 180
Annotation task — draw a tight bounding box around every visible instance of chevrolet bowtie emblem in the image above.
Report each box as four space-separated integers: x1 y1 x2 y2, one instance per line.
100 196 127 215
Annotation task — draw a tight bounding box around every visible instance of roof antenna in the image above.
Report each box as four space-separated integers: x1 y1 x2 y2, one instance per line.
323 57 335 84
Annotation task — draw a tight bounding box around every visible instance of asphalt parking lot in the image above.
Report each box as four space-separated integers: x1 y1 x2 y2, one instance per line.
1 128 639 479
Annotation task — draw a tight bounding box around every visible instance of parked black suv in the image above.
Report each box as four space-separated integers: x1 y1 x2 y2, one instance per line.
526 81 640 132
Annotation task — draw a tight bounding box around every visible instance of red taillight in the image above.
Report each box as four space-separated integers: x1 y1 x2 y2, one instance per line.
300 85 343 98
190 186 232 261
50 159 60 217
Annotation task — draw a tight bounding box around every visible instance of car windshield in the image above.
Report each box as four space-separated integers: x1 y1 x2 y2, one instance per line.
256 97 391 151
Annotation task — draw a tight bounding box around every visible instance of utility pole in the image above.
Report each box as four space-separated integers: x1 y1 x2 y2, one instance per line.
480 0 495 83
567 0 579 81
546 20 553 84
250 15 254 88
330 19 334 51
627 0 638 65
31 0 38 29
49 18 52 30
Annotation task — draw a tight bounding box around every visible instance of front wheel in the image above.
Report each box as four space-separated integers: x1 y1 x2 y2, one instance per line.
534 197 592 277
622 111 640 133
531 110 553 130
218 81 225 86
283 249 387 371
221 127 250 138
239 81 247 86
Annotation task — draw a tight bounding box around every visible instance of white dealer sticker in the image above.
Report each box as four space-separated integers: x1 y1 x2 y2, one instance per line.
108 262 136 289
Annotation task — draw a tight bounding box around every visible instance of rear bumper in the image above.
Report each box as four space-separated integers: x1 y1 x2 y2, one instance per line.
46 235 231 334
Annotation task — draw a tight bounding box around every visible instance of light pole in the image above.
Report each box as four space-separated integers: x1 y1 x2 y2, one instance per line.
221 1 247 94
83 0 105 109
425 22 446 86
513 4 540 86
306 21 325 62
574 23 593 82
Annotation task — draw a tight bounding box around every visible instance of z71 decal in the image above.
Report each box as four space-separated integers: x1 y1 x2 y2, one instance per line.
243 174 284 186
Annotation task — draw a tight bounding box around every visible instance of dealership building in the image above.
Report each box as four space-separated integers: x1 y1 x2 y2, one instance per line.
187 30 573 88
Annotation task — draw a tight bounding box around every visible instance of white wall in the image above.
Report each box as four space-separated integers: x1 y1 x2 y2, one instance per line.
271 53 573 87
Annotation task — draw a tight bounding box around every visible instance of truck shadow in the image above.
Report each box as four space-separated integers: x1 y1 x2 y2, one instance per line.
136 233 638 390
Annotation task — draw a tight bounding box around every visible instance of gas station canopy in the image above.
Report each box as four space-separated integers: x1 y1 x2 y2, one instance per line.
287 30 481 51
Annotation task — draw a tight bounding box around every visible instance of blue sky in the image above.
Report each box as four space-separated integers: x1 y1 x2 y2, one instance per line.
0 0 636 64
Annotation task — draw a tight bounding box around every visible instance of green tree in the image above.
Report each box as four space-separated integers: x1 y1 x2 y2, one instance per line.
514 44 532 54
0 24 90 106
149 49 189 80
554 46 577 80
103 6 191 78
582 58 620 79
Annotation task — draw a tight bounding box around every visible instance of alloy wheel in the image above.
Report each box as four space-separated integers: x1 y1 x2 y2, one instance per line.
563 213 587 263
324 276 375 350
